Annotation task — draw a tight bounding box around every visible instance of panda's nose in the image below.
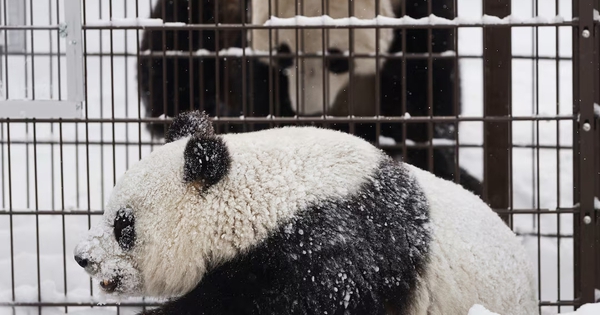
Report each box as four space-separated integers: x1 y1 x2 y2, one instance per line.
74 255 89 268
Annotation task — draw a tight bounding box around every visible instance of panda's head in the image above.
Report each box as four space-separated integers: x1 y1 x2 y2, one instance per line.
73 111 232 298
250 0 395 115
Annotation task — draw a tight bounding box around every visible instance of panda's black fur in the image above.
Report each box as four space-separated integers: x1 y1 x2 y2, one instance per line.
137 0 482 197
139 111 431 315
138 0 294 138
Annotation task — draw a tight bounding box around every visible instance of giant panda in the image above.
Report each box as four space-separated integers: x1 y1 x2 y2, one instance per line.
250 0 482 197
74 110 538 315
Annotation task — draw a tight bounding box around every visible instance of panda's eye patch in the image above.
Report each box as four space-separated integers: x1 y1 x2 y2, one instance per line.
325 48 349 74
114 208 135 251
276 43 294 69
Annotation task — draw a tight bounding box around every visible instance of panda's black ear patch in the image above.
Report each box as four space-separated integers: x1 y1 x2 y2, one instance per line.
183 135 231 188
165 110 214 143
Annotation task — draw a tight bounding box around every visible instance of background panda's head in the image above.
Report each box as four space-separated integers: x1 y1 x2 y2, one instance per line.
250 0 395 115
73 111 232 299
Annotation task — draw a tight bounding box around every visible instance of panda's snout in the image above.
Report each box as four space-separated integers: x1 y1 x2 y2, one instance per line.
74 255 89 268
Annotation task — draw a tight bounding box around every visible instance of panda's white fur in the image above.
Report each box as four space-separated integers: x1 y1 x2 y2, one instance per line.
74 111 538 314
250 0 397 115
404 164 539 314
75 126 383 298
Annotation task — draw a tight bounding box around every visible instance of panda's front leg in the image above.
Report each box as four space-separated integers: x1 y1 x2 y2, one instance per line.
135 247 389 315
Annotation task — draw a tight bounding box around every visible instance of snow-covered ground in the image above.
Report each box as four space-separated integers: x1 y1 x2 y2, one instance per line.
0 0 586 314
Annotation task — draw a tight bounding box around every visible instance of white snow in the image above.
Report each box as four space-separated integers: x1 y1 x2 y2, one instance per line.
264 13 568 27
469 303 600 315
468 304 501 315
0 0 586 314
85 18 164 27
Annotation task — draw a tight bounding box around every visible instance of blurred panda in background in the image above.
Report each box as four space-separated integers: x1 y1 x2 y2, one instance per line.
137 0 482 197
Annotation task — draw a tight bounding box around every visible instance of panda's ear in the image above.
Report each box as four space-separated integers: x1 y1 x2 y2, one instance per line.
165 110 215 143
183 134 231 187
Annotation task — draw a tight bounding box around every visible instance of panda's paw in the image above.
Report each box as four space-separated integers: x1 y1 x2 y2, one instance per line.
165 110 215 143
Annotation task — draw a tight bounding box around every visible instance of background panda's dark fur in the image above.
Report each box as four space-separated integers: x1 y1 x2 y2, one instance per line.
138 0 294 138
137 0 482 197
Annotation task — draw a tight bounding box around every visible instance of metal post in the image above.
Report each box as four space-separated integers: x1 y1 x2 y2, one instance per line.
572 0 597 307
63 0 84 111
483 0 512 226
594 0 600 298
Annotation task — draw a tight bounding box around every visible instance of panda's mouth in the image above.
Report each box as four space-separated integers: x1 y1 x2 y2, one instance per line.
99 276 121 293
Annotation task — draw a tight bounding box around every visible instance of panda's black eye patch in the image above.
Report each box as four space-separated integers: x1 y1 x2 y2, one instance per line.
326 48 349 74
114 208 135 251
276 43 294 69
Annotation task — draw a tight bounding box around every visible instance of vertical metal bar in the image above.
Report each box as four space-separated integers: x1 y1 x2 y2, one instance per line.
374 0 381 147
63 0 84 114
109 0 116 188
534 1 542 311
160 0 167 136
123 0 129 170
453 0 460 186
59 119 67 314
595 0 600 295
136 0 143 161
347 0 354 135
573 0 597 307
6 120 15 307
400 0 407 162
32 121 41 315
81 0 94 300
3 0 10 99
426 0 433 173
482 0 512 226
555 0 562 311
173 0 180 121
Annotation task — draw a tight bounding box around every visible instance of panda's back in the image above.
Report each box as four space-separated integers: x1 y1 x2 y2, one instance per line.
404 164 538 315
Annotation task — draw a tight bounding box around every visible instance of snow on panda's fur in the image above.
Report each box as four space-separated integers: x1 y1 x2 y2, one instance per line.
250 0 397 116
73 111 538 315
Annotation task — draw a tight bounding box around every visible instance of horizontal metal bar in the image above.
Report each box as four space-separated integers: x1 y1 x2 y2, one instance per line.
0 139 574 150
0 299 577 308
0 114 576 124
476 208 577 214
0 208 578 215
0 20 578 31
80 21 576 30
0 302 161 307
0 210 105 215
0 25 59 30
538 300 579 306
516 231 574 238
0 100 82 119
0 50 575 61
134 51 574 61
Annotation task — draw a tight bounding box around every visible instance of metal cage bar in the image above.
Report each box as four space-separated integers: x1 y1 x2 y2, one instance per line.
573 0 598 307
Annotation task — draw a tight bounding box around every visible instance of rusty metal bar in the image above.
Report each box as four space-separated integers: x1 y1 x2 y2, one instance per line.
572 0 597 307
483 0 512 226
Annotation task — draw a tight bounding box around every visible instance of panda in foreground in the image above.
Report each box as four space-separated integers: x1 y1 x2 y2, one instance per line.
74 111 538 315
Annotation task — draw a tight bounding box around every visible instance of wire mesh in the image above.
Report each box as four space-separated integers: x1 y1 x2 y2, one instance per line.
0 0 597 314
